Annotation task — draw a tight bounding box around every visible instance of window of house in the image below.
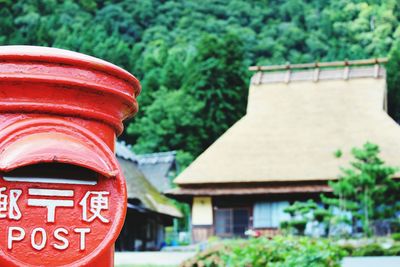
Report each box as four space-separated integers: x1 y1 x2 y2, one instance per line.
253 201 290 228
215 208 249 237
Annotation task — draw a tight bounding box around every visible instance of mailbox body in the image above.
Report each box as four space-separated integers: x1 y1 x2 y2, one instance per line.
0 46 140 267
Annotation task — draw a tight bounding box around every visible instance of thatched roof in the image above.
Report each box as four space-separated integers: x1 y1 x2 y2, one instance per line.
134 151 176 193
174 62 400 186
115 143 182 218
115 141 176 192
118 158 182 218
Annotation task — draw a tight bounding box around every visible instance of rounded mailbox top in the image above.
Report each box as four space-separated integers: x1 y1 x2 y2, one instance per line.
0 45 141 96
0 45 141 135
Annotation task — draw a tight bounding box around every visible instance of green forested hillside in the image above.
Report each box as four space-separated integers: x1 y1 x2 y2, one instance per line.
1 0 399 165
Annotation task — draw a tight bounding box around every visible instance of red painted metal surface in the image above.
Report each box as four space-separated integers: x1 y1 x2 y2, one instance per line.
0 46 140 267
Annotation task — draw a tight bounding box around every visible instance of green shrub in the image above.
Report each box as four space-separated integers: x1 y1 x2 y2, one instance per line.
182 236 347 267
391 220 400 233
392 233 400 241
280 221 290 230
339 244 356 256
386 244 400 256
290 219 307 235
314 209 331 222
338 240 400 257
352 244 385 256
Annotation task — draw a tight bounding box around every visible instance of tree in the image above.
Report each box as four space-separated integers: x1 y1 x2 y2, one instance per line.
127 88 205 155
181 33 249 153
127 32 249 157
323 142 399 236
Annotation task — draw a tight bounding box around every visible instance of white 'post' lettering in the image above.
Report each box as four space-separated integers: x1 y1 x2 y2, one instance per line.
31 228 47 251
74 228 90 251
8 227 25 249
53 228 69 250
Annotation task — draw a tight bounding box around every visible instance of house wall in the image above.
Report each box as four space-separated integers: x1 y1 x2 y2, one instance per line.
191 196 214 243
192 226 214 243
192 196 213 225
191 193 321 243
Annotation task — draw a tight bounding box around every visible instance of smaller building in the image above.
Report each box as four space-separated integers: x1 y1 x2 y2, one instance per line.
115 142 182 251
136 151 177 193
115 141 177 193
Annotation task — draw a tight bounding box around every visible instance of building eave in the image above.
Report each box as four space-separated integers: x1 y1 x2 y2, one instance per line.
167 182 331 199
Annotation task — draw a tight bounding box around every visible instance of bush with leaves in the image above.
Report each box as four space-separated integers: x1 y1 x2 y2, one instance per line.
392 233 400 241
182 236 347 267
282 200 331 236
339 239 400 256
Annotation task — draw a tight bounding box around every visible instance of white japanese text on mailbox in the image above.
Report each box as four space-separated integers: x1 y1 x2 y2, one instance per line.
1 183 111 252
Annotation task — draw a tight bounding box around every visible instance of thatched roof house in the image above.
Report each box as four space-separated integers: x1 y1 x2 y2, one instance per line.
135 151 176 193
118 158 181 218
168 59 400 242
116 141 176 193
115 142 181 251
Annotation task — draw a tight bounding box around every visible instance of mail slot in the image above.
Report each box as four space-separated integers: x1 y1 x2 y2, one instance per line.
0 46 141 267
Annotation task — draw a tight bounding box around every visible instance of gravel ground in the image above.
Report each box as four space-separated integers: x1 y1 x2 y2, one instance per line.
342 257 400 267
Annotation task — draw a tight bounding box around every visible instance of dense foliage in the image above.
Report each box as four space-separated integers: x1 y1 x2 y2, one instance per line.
281 143 400 238
182 236 347 267
323 142 400 237
282 200 331 236
337 235 400 257
184 236 400 266
1 0 400 164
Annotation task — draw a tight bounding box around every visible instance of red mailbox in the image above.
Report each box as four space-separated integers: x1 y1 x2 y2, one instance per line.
0 46 140 266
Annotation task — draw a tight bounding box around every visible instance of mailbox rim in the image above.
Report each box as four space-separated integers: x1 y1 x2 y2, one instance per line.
0 45 141 96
